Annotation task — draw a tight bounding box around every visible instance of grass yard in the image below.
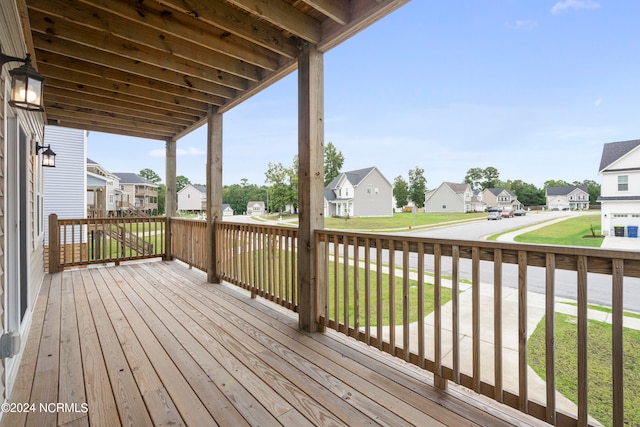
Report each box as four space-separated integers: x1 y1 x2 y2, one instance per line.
514 214 604 247
324 212 485 230
327 261 453 327
528 313 640 427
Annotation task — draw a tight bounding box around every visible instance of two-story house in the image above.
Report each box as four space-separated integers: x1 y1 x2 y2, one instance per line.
482 188 522 210
324 167 393 217
424 182 485 213
598 139 640 236
177 184 207 213
86 158 123 217
114 172 159 216
546 185 589 211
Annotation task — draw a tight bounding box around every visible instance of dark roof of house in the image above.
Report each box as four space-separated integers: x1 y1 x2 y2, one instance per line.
546 185 588 196
485 188 517 197
113 172 158 186
324 167 377 201
443 182 469 193
193 185 206 193
87 158 98 165
599 139 640 172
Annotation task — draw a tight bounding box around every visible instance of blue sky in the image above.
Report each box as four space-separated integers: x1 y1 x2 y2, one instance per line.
87 0 640 189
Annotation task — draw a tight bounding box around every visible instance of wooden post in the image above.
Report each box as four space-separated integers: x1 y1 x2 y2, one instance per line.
48 213 60 273
206 106 223 284
165 138 177 260
297 42 325 332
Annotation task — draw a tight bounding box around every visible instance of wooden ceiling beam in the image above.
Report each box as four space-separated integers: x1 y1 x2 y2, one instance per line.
37 53 226 106
45 89 196 127
300 0 350 25
225 0 321 43
45 106 185 134
43 77 207 117
29 11 250 91
28 0 265 82
157 0 299 58
77 0 280 71
32 32 238 99
46 119 174 141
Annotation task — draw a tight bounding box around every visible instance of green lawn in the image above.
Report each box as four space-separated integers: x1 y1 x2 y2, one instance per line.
514 214 604 247
327 262 453 327
529 314 640 427
322 212 486 230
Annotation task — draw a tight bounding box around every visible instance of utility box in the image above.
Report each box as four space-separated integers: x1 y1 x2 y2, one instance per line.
614 226 625 237
628 225 638 238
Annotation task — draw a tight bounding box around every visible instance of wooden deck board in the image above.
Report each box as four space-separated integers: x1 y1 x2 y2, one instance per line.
1 261 548 427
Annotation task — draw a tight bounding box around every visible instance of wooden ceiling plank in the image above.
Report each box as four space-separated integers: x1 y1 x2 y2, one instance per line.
158 0 299 58
77 0 280 71
28 0 264 82
37 53 226 106
45 90 195 127
43 77 207 117
46 106 185 134
31 32 237 99
299 0 349 25
28 10 250 91
46 119 174 140
226 0 320 43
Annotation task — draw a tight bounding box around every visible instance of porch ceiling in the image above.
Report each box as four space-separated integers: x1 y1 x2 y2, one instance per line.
20 0 409 141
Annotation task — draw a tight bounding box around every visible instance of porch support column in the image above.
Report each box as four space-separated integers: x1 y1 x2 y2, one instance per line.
165 138 177 260
206 106 223 284
298 42 325 332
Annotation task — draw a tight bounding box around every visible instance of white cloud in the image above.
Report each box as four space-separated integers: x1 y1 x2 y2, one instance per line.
551 0 600 14
148 146 205 158
507 20 539 30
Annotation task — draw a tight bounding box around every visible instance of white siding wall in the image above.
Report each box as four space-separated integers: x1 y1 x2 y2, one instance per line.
43 126 87 244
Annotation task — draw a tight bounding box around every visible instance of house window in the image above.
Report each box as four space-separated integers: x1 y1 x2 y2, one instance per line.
367 187 372 194
618 175 629 191
345 188 349 196
187 194 190 198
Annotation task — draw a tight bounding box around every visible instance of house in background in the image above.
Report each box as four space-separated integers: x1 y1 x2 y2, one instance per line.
86 158 122 217
546 185 589 211
482 188 522 210
223 204 234 216
424 182 485 213
324 167 393 217
598 139 640 236
247 201 266 216
178 184 206 213
114 172 159 216
43 126 87 269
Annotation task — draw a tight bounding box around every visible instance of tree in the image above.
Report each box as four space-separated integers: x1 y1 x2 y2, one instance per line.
544 179 569 188
408 166 427 208
503 179 545 206
393 175 409 208
265 158 298 213
176 175 191 192
222 181 266 214
139 168 161 184
324 141 345 186
156 183 166 215
464 166 501 190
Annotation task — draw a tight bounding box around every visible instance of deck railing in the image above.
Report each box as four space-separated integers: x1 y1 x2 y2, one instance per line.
170 218 208 271
47 215 637 426
48 214 166 272
216 222 298 312
314 229 640 427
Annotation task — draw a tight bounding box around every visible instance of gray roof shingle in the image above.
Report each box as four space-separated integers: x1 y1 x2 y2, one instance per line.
599 139 640 172
113 172 158 186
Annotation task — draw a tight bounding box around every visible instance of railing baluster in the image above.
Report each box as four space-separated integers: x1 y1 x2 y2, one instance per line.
402 240 410 361
417 242 425 369
518 250 528 413
333 234 340 330
434 243 445 388
577 255 588 427
545 253 556 424
494 248 503 402
343 234 350 335
612 258 624 427
389 239 396 356
353 236 360 338
376 239 383 351
365 237 371 346
452 244 460 384
472 246 481 393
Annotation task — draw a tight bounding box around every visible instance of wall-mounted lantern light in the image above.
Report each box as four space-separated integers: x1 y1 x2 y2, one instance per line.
36 143 56 167
1 50 45 111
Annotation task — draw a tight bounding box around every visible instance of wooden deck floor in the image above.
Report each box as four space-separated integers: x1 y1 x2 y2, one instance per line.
1 261 548 427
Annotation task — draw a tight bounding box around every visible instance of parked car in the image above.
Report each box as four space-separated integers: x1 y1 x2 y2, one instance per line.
501 208 514 218
514 209 526 216
487 208 502 220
